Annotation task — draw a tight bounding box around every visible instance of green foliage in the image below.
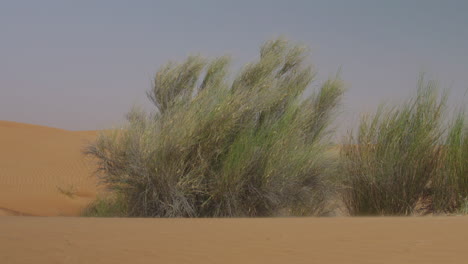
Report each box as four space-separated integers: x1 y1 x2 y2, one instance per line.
86 38 344 217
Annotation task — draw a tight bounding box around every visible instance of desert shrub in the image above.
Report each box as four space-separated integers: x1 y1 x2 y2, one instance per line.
86 38 344 217
341 78 448 215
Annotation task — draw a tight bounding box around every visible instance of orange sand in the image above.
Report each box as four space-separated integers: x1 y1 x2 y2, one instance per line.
0 121 99 216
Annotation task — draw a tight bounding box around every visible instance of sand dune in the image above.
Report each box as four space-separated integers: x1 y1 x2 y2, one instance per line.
0 121 99 216
1 216 468 264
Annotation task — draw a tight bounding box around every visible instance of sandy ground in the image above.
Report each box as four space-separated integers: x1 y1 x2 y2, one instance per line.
0 121 99 216
1 216 467 264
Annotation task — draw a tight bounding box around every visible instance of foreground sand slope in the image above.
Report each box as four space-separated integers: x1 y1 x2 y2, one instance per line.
0 121 98 216
1 216 467 264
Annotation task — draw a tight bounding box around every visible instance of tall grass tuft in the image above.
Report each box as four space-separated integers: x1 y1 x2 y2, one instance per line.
341 77 448 215
433 111 468 211
86 38 344 217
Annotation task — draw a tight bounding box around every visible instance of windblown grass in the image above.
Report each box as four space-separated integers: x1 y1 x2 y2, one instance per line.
86 38 344 217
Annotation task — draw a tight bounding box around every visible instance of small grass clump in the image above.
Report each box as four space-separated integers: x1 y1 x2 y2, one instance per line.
86 38 344 217
82 193 127 217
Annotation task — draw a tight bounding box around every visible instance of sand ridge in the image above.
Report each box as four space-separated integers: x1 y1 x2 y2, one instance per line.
0 120 99 216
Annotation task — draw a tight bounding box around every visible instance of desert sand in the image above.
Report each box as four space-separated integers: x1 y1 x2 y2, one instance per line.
2 121 468 263
1 216 468 264
0 120 99 216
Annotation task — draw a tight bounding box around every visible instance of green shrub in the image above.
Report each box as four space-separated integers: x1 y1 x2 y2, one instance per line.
341 77 448 215
86 38 344 217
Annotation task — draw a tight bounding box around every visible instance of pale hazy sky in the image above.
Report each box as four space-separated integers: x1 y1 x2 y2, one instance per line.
1 0 467 133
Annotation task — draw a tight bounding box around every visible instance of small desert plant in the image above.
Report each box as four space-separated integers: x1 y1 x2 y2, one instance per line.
82 193 127 217
457 197 468 215
341 77 448 215
86 38 344 217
